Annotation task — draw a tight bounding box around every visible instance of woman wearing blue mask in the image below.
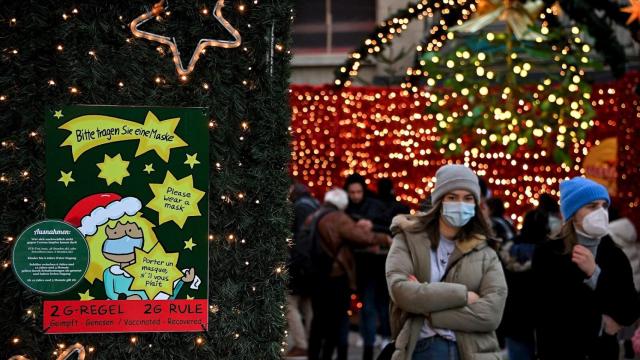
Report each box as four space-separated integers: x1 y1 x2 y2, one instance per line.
532 177 639 359
385 164 507 360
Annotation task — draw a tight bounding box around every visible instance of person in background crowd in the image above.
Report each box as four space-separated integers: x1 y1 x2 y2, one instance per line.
608 205 640 359
376 178 411 228
486 197 516 243
419 194 433 213
286 183 320 357
344 173 387 232
350 178 410 353
537 193 562 235
343 174 389 360
499 209 550 360
533 177 640 359
477 176 502 251
386 164 507 360
308 188 392 360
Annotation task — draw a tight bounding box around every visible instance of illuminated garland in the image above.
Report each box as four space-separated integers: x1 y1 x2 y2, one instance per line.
334 0 640 87
290 73 636 222
333 0 477 87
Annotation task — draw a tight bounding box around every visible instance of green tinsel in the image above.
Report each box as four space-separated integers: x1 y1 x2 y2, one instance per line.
0 0 293 359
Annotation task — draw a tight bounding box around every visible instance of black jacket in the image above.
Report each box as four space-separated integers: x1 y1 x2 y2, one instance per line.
345 197 387 233
532 236 639 359
288 195 320 295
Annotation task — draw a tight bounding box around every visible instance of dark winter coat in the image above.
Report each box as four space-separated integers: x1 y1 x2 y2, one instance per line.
316 210 389 290
532 236 640 359
498 239 537 343
288 195 319 295
346 196 387 234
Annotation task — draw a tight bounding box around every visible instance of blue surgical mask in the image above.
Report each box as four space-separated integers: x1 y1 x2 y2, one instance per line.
442 202 476 228
102 236 143 255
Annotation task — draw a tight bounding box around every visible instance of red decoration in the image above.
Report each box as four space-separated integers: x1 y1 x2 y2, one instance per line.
290 72 640 225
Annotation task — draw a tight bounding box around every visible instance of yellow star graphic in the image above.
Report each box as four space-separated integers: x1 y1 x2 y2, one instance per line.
186 295 194 300
184 238 197 251
143 163 155 174
135 112 187 162
58 170 75 187
97 154 130 185
78 289 94 301
146 171 205 228
54 110 63 119
184 153 200 169
623 0 640 24
126 243 184 300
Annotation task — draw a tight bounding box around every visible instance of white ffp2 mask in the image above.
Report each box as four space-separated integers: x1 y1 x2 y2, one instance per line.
579 207 609 239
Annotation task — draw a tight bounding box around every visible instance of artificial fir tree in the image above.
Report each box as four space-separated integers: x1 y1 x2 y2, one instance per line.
0 0 293 359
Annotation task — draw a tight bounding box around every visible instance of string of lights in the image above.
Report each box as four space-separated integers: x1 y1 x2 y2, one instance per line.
290 72 638 225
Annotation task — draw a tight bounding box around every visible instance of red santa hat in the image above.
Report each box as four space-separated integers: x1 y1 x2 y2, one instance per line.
64 193 142 236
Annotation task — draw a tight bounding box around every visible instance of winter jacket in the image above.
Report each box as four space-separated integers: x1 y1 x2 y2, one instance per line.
292 195 319 235
498 240 537 342
609 218 640 291
288 195 320 295
346 196 388 233
532 236 640 359
386 214 507 360
316 209 389 290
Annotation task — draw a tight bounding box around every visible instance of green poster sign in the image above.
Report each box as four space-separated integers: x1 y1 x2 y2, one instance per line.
13 220 89 294
43 105 209 333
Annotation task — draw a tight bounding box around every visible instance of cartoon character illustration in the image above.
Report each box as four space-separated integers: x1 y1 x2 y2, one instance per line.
64 193 198 300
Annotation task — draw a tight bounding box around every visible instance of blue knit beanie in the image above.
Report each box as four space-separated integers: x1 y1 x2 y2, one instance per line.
559 177 610 221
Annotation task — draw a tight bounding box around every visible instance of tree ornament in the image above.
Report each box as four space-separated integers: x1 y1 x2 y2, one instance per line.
622 0 640 25
451 0 546 40
130 0 241 77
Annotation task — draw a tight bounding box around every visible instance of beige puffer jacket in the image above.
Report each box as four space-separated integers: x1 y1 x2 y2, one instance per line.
386 214 507 360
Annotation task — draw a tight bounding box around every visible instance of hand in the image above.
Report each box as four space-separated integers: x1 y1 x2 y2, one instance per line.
127 294 142 300
467 291 479 305
603 314 622 335
407 274 418 282
384 235 393 246
357 219 374 232
367 245 381 253
572 245 597 277
182 268 196 282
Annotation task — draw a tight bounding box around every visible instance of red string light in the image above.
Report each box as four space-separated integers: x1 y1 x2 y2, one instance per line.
290 72 639 226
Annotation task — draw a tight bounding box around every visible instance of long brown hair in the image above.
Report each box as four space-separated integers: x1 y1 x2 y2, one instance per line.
420 199 494 250
554 220 577 254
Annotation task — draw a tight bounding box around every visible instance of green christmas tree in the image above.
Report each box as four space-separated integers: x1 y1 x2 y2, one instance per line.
419 16 596 163
0 1 293 359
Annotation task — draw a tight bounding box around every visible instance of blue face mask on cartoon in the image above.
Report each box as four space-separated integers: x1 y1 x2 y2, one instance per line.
102 236 143 255
442 202 476 228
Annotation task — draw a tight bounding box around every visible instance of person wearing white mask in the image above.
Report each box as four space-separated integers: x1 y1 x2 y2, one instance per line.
385 164 507 360
533 177 640 360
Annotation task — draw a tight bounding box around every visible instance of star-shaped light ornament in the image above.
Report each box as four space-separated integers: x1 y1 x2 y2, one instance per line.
622 0 640 24
130 0 242 77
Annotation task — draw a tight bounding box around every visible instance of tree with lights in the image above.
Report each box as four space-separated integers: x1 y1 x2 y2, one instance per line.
421 10 596 163
329 0 640 164
0 1 293 359
335 0 640 87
